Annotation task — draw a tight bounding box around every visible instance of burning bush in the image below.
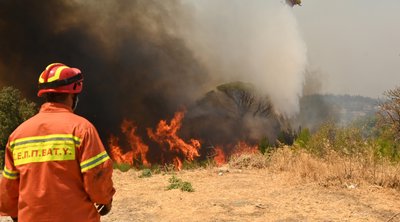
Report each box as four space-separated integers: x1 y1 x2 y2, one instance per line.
109 110 201 170
108 82 299 170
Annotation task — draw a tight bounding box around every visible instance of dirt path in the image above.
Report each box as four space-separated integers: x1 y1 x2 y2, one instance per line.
1 168 399 222
102 168 400 222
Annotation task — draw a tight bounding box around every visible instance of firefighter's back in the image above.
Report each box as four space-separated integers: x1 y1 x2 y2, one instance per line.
9 102 100 222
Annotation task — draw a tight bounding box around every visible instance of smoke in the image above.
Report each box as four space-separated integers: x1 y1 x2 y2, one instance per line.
0 0 208 135
0 1 307 148
179 0 308 116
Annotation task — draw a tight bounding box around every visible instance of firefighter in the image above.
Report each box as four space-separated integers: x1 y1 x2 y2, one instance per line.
0 63 116 222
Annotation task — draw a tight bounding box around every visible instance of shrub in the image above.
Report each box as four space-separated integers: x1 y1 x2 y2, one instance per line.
180 181 195 192
258 137 272 154
166 175 194 192
372 127 400 161
294 128 311 148
305 123 367 157
0 86 37 169
113 162 131 172
139 168 152 178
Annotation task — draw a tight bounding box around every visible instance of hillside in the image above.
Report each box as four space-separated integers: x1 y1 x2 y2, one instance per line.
297 94 379 130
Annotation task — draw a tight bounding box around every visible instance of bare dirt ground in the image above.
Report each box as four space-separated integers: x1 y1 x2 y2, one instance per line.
101 167 400 222
1 167 399 222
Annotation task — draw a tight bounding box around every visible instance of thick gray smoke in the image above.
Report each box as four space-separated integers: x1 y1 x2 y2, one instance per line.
0 0 208 135
179 0 308 116
0 0 307 158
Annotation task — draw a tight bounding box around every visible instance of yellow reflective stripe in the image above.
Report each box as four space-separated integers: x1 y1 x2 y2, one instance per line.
47 66 68 82
10 134 81 150
2 167 19 180
10 134 80 166
80 151 110 172
39 71 45 83
13 143 76 166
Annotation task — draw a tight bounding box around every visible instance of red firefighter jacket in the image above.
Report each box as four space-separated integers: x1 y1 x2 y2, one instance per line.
0 102 115 222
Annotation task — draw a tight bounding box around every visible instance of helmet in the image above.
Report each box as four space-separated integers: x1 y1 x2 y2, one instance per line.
37 63 83 97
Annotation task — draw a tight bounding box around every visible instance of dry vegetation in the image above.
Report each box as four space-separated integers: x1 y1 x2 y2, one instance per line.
230 147 400 189
1 146 400 222
97 148 400 222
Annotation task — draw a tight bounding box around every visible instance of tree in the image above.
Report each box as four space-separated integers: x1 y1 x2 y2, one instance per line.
0 86 37 168
216 82 272 118
377 86 400 141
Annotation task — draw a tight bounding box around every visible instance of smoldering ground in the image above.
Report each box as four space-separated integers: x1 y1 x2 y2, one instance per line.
0 0 307 159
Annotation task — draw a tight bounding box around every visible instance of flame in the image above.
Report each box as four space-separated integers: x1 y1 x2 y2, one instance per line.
173 157 183 171
108 119 150 167
213 146 226 166
232 141 259 155
109 110 260 170
121 119 150 167
212 141 259 166
109 110 201 170
147 111 201 169
108 136 134 165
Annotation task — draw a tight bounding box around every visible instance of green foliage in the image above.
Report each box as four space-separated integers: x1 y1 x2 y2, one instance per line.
294 128 311 148
113 162 131 172
167 175 182 190
305 123 367 157
372 127 400 161
166 175 194 192
181 159 210 170
258 137 272 154
180 181 195 192
0 86 37 168
139 168 152 178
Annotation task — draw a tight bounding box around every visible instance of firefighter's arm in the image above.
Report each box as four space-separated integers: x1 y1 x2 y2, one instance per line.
79 125 115 207
0 144 19 218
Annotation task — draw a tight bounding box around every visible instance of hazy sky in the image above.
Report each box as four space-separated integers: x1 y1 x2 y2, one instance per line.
293 0 400 98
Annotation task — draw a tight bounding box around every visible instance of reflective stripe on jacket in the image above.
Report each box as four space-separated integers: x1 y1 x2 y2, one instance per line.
0 102 115 222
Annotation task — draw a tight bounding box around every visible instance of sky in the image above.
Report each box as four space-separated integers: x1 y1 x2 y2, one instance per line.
293 0 400 98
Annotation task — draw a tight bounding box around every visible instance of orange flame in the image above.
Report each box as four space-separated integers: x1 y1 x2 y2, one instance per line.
108 136 134 165
173 157 183 171
232 141 259 155
121 119 150 167
108 119 150 167
147 111 201 169
213 146 226 166
212 141 259 166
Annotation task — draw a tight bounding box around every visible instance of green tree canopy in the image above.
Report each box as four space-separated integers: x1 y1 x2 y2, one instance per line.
0 86 37 152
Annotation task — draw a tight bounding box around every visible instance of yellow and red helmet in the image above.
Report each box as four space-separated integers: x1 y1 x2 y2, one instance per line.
37 63 83 97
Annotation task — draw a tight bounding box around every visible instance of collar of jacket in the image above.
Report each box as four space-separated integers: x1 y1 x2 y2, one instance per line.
40 102 73 113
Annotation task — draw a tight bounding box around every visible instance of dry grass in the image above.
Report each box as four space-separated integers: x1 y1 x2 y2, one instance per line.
228 152 269 169
228 146 400 190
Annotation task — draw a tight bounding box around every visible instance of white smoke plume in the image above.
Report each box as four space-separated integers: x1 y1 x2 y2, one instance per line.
177 0 308 116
